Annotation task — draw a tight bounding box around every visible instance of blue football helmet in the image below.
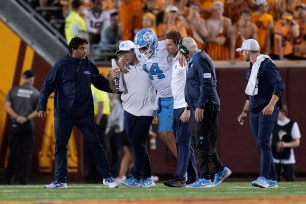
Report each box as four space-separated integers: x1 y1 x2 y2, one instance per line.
134 28 158 59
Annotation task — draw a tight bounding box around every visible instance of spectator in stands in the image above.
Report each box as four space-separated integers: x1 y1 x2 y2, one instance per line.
224 0 254 25
186 2 208 50
64 0 87 44
60 0 72 17
230 8 257 64
118 0 143 40
267 0 285 22
141 12 157 34
205 1 232 61
100 11 121 48
251 0 273 55
157 5 187 40
83 0 110 45
293 4 306 59
5 70 39 185
271 11 300 60
272 105 301 181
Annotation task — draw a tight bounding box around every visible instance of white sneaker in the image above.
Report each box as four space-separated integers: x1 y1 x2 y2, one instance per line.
115 176 126 183
103 178 119 188
44 181 68 188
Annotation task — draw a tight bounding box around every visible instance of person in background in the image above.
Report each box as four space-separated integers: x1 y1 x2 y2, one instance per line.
229 8 257 64
251 0 273 55
186 2 208 51
37 36 119 188
293 3 306 59
237 39 285 188
272 105 301 181
84 85 111 182
157 5 187 40
64 0 87 44
181 37 232 188
118 0 143 40
271 11 300 60
83 0 110 45
142 12 157 34
91 85 111 159
205 1 232 60
100 11 122 47
5 70 39 185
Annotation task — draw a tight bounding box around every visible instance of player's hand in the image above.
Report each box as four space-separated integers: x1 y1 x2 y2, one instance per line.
178 52 187 67
180 109 190 123
109 68 120 81
118 57 129 73
237 111 247 125
277 141 286 151
262 104 274 115
195 108 204 122
16 115 27 124
37 111 47 119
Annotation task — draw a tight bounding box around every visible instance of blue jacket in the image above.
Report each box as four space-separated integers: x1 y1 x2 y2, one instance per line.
246 58 285 113
37 54 112 118
185 51 220 113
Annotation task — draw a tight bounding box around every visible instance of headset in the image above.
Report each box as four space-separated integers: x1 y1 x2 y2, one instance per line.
177 38 189 57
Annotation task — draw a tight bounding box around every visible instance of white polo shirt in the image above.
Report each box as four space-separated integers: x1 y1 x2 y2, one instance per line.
171 53 188 109
121 62 156 117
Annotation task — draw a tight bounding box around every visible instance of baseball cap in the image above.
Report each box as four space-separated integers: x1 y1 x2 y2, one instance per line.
116 40 135 54
236 39 260 52
256 0 267 6
165 5 178 13
23 70 35 79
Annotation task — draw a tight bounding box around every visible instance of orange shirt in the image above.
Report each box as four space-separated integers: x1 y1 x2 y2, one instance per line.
251 12 273 53
157 20 187 40
273 20 294 56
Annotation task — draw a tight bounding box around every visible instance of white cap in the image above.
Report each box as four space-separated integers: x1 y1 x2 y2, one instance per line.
236 39 260 52
165 5 178 13
256 0 267 6
116 40 135 54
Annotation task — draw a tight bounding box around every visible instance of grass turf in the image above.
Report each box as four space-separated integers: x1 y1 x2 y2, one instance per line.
0 182 306 201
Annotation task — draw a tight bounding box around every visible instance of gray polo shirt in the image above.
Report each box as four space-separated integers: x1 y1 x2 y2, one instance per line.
6 82 39 120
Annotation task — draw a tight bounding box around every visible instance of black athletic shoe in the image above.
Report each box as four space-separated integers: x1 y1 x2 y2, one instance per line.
163 178 186 187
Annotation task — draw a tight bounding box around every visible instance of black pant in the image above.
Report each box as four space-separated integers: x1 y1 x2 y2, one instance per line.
189 110 223 180
274 163 296 181
6 120 34 184
54 116 112 183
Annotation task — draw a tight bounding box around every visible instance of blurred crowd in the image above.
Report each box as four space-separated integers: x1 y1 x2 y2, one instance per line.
26 0 306 62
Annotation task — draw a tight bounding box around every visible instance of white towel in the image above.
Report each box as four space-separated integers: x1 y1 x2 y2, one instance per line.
111 59 125 92
245 54 272 96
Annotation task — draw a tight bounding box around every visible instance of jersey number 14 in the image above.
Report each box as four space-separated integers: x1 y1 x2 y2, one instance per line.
143 63 165 80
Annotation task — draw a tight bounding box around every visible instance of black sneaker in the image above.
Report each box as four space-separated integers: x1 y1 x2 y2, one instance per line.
163 178 186 187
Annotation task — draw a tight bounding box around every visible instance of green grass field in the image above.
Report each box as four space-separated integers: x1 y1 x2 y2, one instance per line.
0 182 306 202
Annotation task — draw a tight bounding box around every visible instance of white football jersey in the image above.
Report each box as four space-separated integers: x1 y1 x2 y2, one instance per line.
83 8 110 34
136 41 173 98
